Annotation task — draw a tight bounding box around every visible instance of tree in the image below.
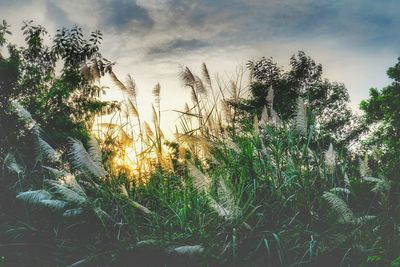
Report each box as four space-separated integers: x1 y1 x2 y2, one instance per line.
360 58 400 178
233 51 361 146
0 21 119 158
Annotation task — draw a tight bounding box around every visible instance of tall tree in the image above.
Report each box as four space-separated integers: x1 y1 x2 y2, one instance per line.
233 51 361 146
360 58 400 177
0 21 119 157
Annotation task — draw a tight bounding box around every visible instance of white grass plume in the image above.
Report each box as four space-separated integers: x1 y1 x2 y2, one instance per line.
187 161 211 193
216 178 240 221
325 143 336 170
295 97 307 135
46 180 87 205
266 85 274 106
11 101 37 130
359 155 371 177
259 106 269 127
40 199 68 211
87 136 102 165
323 191 354 224
68 138 108 178
169 245 204 255
63 208 84 217
4 153 24 174
17 190 51 204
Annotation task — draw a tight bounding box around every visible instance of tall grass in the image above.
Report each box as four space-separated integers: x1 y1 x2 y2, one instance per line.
1 65 399 267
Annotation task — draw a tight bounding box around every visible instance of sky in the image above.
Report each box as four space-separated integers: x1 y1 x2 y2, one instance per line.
1 0 399 134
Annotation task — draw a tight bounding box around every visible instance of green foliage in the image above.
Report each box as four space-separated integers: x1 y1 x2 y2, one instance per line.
235 51 363 146
360 57 400 178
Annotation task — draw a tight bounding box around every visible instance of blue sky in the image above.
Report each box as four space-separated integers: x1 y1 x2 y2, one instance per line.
0 0 399 132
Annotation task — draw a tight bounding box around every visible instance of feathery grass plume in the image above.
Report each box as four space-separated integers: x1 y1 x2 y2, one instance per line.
42 166 68 178
195 76 207 95
46 180 87 205
94 207 112 225
325 143 336 170
359 155 371 177
266 85 274 106
253 115 260 134
208 197 230 218
127 99 139 118
355 215 376 226
223 101 233 123
40 199 68 211
110 71 128 92
330 187 351 195
362 176 390 193
120 184 129 197
61 174 86 196
180 66 196 88
80 62 91 80
217 178 240 221
91 59 101 81
259 106 269 127
230 80 238 100
125 74 137 100
178 145 187 161
344 173 350 187
202 63 212 89
118 126 134 147
295 97 307 135
224 139 241 153
68 138 108 178
17 190 51 204
36 136 61 162
63 208 84 217
131 200 152 214
152 83 161 108
4 153 24 174
270 107 281 126
144 122 154 138
187 161 211 193
169 245 204 255
323 191 354 224
11 101 36 130
87 136 102 165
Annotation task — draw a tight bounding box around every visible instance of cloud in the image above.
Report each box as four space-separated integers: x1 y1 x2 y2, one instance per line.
99 0 153 31
45 1 73 28
147 38 209 56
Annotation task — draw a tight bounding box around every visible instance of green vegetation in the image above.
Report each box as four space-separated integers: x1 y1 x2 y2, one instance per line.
0 22 399 267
